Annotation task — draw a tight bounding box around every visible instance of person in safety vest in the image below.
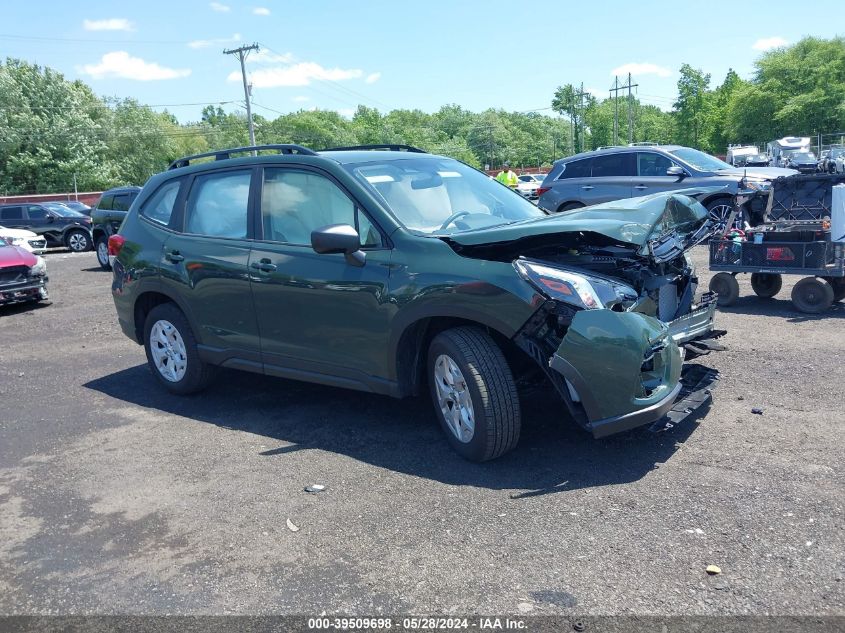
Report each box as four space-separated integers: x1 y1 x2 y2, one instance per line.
496 163 518 188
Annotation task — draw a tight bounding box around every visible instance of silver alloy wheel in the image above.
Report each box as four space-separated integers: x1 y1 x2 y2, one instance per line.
433 354 475 443
97 240 109 266
149 319 188 382
68 231 89 252
708 203 734 227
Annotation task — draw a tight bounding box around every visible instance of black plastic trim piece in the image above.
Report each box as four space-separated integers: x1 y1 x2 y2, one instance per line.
320 144 426 154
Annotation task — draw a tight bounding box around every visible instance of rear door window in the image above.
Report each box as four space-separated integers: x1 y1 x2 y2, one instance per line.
185 170 252 239
0 207 23 220
558 158 591 179
591 153 636 177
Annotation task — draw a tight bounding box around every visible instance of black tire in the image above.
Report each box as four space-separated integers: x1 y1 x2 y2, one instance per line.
825 277 845 302
65 229 92 252
709 272 740 307
143 303 215 395
557 202 584 213
750 273 782 298
427 326 521 462
95 235 111 270
791 277 834 314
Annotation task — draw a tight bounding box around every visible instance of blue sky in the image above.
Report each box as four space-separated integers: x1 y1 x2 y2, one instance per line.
3 0 844 122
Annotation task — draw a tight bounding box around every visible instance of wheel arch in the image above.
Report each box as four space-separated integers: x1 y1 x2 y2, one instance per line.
132 289 200 345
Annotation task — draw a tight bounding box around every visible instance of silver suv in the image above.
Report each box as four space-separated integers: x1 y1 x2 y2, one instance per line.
538 145 796 225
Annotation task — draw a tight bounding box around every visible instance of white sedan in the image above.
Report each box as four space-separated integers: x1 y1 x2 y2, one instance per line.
0 226 47 254
516 174 546 199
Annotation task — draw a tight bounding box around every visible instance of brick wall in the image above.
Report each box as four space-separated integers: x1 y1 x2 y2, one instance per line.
0 192 102 205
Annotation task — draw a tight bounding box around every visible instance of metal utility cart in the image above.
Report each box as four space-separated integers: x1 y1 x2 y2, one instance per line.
708 174 845 313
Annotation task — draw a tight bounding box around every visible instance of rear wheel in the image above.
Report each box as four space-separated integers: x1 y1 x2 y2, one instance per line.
557 202 584 213
65 229 91 252
750 273 782 298
709 272 740 306
144 303 215 394
95 235 111 270
791 277 834 314
427 326 521 462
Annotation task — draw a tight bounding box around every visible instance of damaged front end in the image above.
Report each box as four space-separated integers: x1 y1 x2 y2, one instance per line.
473 192 724 437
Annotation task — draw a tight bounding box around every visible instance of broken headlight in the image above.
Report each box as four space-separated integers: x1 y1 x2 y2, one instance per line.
30 256 47 277
514 259 637 311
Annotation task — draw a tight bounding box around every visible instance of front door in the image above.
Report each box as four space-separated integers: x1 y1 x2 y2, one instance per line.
248 166 393 386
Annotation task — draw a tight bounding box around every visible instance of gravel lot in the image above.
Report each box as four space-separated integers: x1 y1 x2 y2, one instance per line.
0 247 843 617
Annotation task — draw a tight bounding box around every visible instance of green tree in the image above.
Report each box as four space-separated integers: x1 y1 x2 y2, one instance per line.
673 64 712 150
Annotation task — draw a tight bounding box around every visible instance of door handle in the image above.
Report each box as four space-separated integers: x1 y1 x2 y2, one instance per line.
250 260 277 272
166 251 184 263
581 185 594 190
634 184 648 190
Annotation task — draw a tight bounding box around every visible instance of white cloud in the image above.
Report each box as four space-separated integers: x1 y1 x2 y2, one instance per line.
210 2 230 11
337 108 356 119
248 49 294 64
585 86 603 98
611 62 671 78
753 36 788 51
188 33 241 49
232 62 363 87
365 72 381 84
83 18 134 32
253 7 271 15
292 95 310 102
79 51 191 81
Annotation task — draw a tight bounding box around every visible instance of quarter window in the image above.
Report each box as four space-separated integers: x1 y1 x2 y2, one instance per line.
141 180 181 226
185 170 251 239
261 169 356 246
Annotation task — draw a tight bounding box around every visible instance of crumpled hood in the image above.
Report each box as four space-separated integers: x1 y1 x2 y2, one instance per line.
0 243 37 267
444 188 717 250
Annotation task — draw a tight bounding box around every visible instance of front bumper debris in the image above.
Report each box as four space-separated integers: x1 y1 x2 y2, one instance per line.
648 364 720 433
0 277 49 305
667 293 717 345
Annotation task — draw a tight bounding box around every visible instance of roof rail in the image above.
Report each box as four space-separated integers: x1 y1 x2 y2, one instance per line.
320 144 426 153
168 144 317 170
628 141 659 147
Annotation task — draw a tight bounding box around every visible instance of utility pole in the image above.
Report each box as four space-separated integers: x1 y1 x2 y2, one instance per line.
627 72 636 145
223 43 260 147
610 76 619 145
574 83 589 153
610 74 638 145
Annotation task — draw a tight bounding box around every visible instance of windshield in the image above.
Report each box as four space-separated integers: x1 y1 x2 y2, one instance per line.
44 203 84 217
669 148 733 172
345 157 546 234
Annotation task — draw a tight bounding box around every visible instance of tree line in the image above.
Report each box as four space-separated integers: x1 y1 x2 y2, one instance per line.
1 36 842 195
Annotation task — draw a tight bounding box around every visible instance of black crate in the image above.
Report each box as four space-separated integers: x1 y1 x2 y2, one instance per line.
710 239 836 269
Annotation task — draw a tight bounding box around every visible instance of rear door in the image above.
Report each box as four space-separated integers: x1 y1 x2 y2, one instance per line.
545 157 593 211
587 153 636 203
248 165 393 384
159 168 262 366
633 151 688 196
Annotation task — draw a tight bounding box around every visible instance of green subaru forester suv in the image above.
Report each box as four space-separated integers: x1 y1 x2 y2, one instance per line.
110 144 723 461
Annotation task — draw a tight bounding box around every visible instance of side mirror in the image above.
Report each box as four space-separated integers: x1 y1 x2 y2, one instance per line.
46 215 55 223
311 224 365 267
666 165 686 180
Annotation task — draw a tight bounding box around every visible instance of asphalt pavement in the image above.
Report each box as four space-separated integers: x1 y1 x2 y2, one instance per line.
0 247 843 617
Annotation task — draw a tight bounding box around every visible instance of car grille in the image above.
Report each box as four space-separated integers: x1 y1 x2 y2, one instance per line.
0 266 28 283
29 238 46 249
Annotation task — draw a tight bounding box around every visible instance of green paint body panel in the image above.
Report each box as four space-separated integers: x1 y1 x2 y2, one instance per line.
111 149 713 434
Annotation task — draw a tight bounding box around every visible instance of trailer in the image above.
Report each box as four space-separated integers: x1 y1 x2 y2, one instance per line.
708 174 845 313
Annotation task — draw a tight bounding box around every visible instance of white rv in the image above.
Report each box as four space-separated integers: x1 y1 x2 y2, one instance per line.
726 145 760 167
767 137 811 168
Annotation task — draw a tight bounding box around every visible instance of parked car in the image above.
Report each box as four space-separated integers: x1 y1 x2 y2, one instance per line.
0 225 47 254
537 145 797 227
109 143 722 462
782 150 818 174
516 174 545 199
91 186 142 269
825 148 845 174
0 237 48 307
743 153 770 167
0 202 93 252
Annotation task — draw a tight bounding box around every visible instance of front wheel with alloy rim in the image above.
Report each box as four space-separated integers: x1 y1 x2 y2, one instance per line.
705 198 737 232
791 277 834 314
427 326 521 462
750 273 782 298
95 236 111 270
65 229 92 252
143 303 216 394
